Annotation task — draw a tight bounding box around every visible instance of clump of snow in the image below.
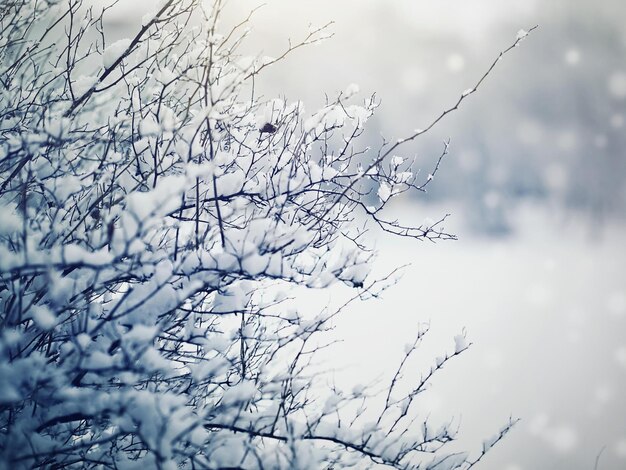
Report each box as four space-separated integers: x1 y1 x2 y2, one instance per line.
103 38 131 69
157 67 177 84
126 325 158 343
391 156 404 166
339 264 370 287
30 306 57 330
397 171 413 183
377 183 392 202
220 381 257 406
352 384 365 396
75 333 92 350
454 334 469 354
73 75 98 96
44 117 71 139
139 116 161 136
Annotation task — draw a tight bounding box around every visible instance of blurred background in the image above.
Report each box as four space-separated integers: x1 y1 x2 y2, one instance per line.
100 1 626 468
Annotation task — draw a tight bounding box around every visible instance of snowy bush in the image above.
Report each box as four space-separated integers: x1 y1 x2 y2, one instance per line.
0 1 529 468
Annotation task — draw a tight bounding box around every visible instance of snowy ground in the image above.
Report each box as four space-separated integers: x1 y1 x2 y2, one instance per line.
313 202 626 469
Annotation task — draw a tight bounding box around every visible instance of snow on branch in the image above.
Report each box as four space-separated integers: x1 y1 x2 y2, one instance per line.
0 1 532 468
